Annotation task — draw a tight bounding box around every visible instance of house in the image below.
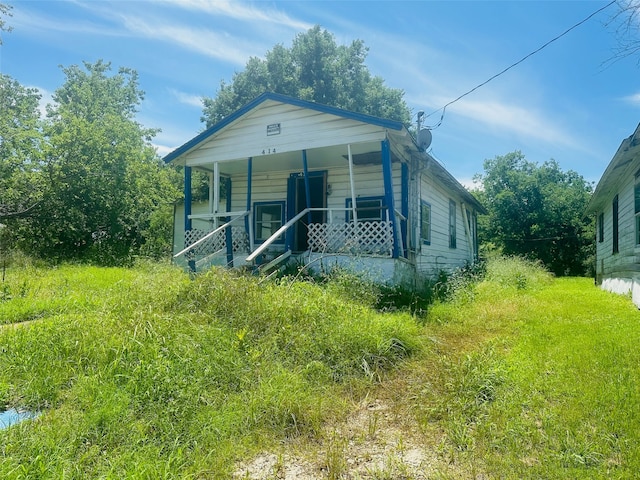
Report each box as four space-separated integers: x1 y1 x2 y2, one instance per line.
586 123 640 307
164 92 485 286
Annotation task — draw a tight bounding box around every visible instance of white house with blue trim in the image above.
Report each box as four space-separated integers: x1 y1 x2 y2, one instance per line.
164 92 485 285
587 123 640 307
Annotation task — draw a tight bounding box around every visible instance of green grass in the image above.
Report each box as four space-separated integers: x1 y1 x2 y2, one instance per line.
1 257 640 478
0 262 420 478
411 258 640 478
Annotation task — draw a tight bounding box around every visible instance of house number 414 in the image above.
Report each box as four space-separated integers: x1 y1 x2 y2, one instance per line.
261 148 276 154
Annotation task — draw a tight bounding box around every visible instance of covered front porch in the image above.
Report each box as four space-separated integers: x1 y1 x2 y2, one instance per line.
172 137 410 276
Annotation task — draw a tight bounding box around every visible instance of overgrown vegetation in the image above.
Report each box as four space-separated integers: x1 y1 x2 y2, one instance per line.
2 257 639 478
0 262 420 478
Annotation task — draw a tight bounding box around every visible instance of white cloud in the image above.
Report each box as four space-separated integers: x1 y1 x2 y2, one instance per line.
153 143 175 158
119 14 261 64
31 86 54 118
623 92 640 105
449 98 580 149
165 0 312 30
170 89 203 108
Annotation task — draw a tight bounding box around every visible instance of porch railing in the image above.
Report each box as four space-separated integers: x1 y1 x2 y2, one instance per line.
174 210 250 261
246 207 398 265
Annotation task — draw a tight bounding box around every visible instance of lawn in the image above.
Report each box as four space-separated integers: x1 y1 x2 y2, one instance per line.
0 258 639 478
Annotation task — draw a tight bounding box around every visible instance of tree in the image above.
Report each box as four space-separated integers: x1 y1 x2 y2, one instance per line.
474 152 594 276
0 74 44 221
202 25 411 127
0 3 12 45
20 61 180 263
608 0 640 65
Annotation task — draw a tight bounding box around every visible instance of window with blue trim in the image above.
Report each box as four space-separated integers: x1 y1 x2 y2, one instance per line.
345 196 386 222
420 201 431 244
254 202 285 243
449 199 457 249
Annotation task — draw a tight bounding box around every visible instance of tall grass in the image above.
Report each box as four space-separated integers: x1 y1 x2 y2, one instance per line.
409 257 640 478
0 262 420 478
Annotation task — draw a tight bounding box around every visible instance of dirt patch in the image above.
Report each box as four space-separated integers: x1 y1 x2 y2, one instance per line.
233 398 453 479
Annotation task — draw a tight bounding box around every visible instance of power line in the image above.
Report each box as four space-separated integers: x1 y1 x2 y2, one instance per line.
425 0 617 127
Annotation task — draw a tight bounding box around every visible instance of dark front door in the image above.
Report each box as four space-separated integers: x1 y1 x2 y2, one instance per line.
289 172 326 252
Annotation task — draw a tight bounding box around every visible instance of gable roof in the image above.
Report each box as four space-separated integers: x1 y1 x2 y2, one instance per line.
163 92 405 164
587 123 640 214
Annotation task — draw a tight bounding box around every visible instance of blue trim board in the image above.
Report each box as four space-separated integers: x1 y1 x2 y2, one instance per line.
225 176 233 266
401 163 409 258
302 150 312 225
163 92 404 164
381 139 399 258
245 157 252 234
184 166 192 232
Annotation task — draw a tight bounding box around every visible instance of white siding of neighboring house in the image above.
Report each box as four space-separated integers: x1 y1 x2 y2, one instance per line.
180 101 387 167
595 172 640 306
416 172 475 277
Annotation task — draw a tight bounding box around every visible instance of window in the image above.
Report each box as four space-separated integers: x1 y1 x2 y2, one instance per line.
420 201 431 244
613 195 619 254
449 199 457 249
635 174 640 245
346 196 385 222
254 202 285 243
598 212 604 243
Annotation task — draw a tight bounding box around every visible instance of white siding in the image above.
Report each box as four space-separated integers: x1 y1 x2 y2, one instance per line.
415 172 475 277
595 173 640 305
182 101 387 166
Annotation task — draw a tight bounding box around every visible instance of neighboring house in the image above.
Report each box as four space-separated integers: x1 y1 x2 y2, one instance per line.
164 92 485 286
587 123 640 307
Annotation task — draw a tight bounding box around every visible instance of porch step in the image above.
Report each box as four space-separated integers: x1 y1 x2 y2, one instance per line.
258 250 292 274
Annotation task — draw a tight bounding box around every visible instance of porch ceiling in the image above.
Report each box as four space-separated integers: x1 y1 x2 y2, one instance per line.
192 140 384 175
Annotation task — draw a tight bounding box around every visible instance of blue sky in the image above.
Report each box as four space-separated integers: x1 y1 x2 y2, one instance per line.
1 0 638 186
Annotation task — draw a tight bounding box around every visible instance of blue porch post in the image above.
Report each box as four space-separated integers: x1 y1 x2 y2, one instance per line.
381 139 399 258
302 150 312 225
184 166 195 271
225 176 233 267
401 162 409 258
245 157 253 251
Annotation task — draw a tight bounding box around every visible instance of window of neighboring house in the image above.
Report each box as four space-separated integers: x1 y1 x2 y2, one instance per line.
449 199 457 249
420 201 431 245
635 175 640 245
598 212 604 243
254 202 285 243
613 194 619 254
345 196 386 222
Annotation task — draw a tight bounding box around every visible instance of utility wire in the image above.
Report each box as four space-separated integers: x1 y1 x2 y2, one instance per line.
425 0 617 127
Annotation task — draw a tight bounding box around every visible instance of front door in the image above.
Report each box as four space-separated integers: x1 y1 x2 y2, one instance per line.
288 171 327 252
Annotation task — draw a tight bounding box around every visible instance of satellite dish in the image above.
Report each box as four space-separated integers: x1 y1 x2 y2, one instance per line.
417 128 432 151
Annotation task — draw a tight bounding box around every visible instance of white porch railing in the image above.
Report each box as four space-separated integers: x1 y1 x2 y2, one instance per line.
174 210 250 261
307 221 394 256
175 207 401 271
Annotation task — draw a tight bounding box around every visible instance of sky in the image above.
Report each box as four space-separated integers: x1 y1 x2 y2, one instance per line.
1 0 639 187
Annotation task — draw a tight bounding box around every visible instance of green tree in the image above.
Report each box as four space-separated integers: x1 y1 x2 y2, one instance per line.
474 151 594 276
0 74 44 221
0 3 12 45
21 61 180 263
202 25 411 127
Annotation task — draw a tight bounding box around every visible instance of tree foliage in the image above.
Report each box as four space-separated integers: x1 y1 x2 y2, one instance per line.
202 25 411 127
0 74 44 221
11 61 180 263
0 2 12 45
474 152 594 276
